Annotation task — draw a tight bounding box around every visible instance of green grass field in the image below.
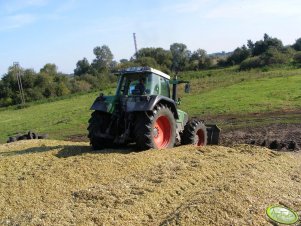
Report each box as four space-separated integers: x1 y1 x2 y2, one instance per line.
181 74 301 116
0 67 300 143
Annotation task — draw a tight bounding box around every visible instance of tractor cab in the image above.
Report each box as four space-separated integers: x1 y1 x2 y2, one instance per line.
116 67 171 98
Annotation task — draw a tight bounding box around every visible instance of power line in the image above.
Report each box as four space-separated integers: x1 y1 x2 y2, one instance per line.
13 62 25 105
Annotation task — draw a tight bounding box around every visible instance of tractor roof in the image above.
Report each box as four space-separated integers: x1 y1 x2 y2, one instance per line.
118 67 170 80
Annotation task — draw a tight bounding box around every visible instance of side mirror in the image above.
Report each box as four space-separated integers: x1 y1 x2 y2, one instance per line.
98 92 105 101
184 83 190 93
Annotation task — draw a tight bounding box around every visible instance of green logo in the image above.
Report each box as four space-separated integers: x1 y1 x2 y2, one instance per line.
266 205 299 225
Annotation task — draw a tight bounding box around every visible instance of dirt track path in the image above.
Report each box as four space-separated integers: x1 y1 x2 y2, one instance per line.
0 140 300 225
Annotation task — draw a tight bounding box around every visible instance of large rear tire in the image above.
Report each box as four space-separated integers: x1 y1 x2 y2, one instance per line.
87 111 113 150
134 105 176 150
181 120 207 146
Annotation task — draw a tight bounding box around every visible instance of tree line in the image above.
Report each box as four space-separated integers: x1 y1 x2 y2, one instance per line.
1 34 301 107
218 34 301 70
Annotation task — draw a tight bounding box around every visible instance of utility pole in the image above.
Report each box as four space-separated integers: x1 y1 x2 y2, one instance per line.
13 62 25 105
133 33 138 57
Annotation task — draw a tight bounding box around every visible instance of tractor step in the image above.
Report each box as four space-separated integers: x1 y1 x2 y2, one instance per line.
206 124 221 145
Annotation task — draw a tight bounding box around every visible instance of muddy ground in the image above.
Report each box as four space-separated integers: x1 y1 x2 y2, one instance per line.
0 140 301 225
207 110 301 151
220 123 301 150
66 111 301 151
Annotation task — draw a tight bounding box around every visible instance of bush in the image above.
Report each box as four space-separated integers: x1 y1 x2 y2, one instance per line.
293 52 301 65
70 80 92 93
227 46 250 65
25 88 45 101
217 58 228 67
261 47 289 65
78 74 99 89
55 82 70 96
240 56 263 70
0 97 13 107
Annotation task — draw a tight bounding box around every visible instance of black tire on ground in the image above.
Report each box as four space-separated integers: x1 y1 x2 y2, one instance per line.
87 111 113 150
38 134 48 139
18 135 27 141
32 133 37 139
134 104 176 150
7 136 16 143
27 131 33 139
181 120 207 146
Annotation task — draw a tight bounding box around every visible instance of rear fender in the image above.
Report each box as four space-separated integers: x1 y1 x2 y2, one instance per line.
90 95 116 113
126 95 179 119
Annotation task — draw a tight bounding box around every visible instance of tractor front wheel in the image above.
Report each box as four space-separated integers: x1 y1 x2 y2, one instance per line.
181 120 207 146
134 105 176 150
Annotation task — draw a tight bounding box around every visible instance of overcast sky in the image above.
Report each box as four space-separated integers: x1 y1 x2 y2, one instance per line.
1 0 301 75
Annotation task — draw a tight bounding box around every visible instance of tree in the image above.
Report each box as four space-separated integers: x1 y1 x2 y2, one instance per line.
292 38 301 51
120 59 129 64
22 69 36 89
135 57 159 68
153 48 172 68
40 63 58 76
261 47 289 65
189 49 212 69
91 45 114 73
227 45 250 65
253 34 283 56
74 58 90 76
294 52 301 65
116 60 137 70
170 43 190 71
136 47 172 69
247 40 254 52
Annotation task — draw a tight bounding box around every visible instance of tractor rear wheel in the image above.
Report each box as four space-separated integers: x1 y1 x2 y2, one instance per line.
87 111 113 150
181 120 207 146
134 105 176 150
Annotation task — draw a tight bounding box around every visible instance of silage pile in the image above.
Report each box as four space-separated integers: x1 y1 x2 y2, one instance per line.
0 140 300 225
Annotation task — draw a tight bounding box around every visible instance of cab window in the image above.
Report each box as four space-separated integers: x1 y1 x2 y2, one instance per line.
160 77 170 98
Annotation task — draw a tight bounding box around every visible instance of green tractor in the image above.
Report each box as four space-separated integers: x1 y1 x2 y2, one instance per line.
88 67 220 150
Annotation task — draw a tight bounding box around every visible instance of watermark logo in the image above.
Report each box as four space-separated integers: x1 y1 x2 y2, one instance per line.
266 205 299 225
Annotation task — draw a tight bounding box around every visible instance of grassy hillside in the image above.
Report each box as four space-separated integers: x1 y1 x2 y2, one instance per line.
181 74 301 116
0 67 300 143
0 92 97 143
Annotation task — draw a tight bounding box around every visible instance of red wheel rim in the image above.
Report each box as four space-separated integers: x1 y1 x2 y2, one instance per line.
153 116 171 148
196 129 205 146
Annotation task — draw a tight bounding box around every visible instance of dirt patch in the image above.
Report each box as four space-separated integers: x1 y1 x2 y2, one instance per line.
220 123 301 151
64 134 89 142
0 140 301 225
65 111 301 149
